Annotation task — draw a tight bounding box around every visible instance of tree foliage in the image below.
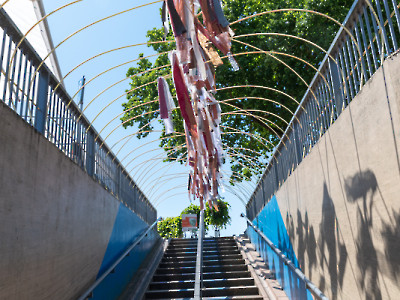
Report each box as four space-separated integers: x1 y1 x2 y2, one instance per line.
121 0 353 183
157 200 231 238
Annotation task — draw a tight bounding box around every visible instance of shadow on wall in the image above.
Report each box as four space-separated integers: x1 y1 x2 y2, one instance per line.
344 169 400 299
318 183 348 300
344 170 381 299
287 183 348 300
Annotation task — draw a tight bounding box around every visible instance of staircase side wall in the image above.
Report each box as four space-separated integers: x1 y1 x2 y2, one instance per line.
0 102 159 300
248 53 400 300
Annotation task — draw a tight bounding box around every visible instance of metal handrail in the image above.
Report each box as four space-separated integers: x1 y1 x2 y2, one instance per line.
77 217 162 300
194 210 205 299
241 213 329 300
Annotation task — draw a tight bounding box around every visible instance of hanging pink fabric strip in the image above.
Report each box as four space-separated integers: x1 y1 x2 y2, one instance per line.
167 0 187 36
172 53 198 137
157 77 169 119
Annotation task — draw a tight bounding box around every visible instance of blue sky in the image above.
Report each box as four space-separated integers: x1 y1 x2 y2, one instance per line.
42 0 255 236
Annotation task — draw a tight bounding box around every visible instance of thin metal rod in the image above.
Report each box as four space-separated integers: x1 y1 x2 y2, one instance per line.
77 218 161 300
194 210 204 300
241 214 329 300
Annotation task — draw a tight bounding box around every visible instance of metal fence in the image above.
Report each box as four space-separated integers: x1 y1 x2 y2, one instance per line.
246 0 400 220
0 8 157 224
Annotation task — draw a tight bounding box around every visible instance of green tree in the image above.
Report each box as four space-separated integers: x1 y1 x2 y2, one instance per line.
121 0 353 183
157 200 231 238
157 216 183 238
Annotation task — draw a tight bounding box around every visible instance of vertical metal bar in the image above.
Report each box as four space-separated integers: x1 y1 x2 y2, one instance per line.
322 71 334 122
19 56 28 116
338 48 352 104
329 57 345 115
3 37 12 102
358 15 373 76
389 0 400 33
0 28 7 81
293 122 303 165
45 88 53 139
29 67 38 125
374 0 391 54
348 36 361 91
7 46 18 107
319 81 330 128
363 7 379 70
342 42 356 99
86 130 95 177
13 50 23 111
24 63 33 121
48 90 56 141
54 96 61 147
354 23 369 83
382 0 398 50
71 113 77 161
34 68 49 134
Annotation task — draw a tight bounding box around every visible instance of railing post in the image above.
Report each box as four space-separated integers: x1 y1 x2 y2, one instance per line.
34 68 49 134
329 58 345 115
86 130 95 177
194 209 204 299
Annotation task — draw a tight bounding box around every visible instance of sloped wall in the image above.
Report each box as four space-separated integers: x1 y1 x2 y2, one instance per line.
249 53 400 299
0 102 159 300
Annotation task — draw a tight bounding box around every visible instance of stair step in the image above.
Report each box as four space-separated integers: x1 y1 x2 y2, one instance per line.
145 288 194 299
162 253 242 262
152 270 251 282
202 286 260 297
149 278 255 290
203 296 263 300
160 258 245 268
166 245 238 252
156 264 247 274
150 297 263 300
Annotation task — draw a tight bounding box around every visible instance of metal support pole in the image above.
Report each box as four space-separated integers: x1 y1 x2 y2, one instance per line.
86 130 95 177
194 209 204 299
34 68 49 134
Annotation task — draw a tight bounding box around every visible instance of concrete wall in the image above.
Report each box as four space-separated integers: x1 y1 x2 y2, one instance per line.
250 53 400 300
0 102 159 300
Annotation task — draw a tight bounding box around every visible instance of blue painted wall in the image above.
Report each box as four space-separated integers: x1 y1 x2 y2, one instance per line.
92 203 159 300
248 196 312 300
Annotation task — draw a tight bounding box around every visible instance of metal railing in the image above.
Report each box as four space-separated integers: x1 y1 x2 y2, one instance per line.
246 0 400 219
0 8 156 224
241 214 328 300
77 217 162 300
194 210 205 300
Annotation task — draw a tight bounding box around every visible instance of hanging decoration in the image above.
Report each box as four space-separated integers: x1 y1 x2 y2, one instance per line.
157 0 238 210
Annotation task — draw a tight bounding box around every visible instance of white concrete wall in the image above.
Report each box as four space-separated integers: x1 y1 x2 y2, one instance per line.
0 102 119 299
272 53 400 299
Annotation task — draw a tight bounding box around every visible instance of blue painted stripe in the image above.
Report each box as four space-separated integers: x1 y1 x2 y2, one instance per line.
92 203 158 300
249 196 312 300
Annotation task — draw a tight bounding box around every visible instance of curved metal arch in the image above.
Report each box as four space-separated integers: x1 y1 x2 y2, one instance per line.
54 44 172 99
136 150 188 188
229 7 388 88
231 39 320 106
22 0 164 94
153 184 192 208
216 84 301 107
220 102 287 147
221 96 297 124
86 65 171 131
8 0 82 76
69 51 169 104
119 133 185 164
220 125 281 156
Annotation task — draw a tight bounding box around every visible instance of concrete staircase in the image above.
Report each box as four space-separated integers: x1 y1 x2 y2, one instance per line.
144 236 263 300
